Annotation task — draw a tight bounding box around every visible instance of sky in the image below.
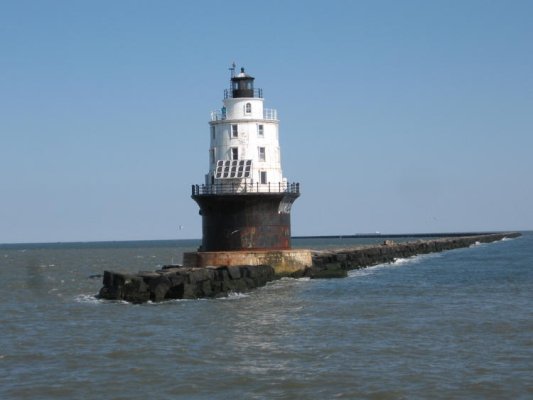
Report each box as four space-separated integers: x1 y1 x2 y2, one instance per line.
1 0 532 243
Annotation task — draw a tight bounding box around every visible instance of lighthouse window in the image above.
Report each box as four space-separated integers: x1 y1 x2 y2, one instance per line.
245 103 252 114
210 148 215 164
258 124 264 137
258 147 266 162
211 126 215 140
260 171 267 184
231 147 239 160
231 124 238 138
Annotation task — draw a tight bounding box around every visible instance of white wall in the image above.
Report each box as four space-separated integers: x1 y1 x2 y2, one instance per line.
206 96 286 188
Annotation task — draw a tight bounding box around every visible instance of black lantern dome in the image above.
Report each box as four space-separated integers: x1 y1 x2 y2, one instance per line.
231 68 256 98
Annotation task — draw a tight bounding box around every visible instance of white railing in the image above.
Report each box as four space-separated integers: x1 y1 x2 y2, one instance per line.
263 108 277 120
211 111 225 121
210 108 278 122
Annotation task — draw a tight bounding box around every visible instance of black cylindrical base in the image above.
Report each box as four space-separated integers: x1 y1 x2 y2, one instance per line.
192 193 299 251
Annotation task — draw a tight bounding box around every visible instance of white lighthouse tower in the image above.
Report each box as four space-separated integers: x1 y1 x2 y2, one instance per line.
192 65 300 251
206 65 286 192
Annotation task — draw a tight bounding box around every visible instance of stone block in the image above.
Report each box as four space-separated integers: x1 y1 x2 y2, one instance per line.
123 277 150 303
182 283 198 299
168 272 186 287
188 268 211 283
165 283 185 299
227 266 242 280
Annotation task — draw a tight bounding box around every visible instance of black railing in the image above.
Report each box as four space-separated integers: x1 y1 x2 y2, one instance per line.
192 182 300 196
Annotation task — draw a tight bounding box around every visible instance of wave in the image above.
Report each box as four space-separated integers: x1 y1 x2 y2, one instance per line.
220 291 250 300
48 288 64 297
347 263 397 278
135 292 249 304
347 252 442 278
75 294 134 305
74 291 252 305
74 294 103 304
472 236 517 247
146 298 199 305
279 276 311 282
501 236 517 242
392 257 412 265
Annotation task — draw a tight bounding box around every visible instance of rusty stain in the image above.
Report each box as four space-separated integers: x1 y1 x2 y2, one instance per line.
192 193 299 251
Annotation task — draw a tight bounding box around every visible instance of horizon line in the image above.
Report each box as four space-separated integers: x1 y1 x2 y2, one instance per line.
0 230 527 247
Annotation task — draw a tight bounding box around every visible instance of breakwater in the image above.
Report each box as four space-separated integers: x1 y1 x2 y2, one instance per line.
98 264 275 303
98 232 520 302
308 232 521 278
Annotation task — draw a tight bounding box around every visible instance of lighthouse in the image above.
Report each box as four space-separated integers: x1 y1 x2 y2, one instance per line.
191 65 300 252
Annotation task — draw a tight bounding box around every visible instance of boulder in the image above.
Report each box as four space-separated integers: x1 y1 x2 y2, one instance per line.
98 264 276 303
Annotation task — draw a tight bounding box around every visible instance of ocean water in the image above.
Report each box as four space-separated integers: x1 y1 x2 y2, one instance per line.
1 233 532 399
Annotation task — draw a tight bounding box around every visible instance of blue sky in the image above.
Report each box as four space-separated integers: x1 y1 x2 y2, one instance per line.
1 0 532 243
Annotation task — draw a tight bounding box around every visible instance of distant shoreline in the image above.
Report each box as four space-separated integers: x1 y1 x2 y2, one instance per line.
0 231 527 248
293 231 502 239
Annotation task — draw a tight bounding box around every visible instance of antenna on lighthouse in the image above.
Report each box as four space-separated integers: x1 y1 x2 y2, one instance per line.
229 62 236 78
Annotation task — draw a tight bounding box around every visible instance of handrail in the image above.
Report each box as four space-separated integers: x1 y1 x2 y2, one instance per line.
210 108 278 121
192 182 300 196
263 108 278 120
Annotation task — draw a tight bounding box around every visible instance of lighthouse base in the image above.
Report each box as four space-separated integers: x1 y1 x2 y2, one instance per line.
183 249 312 277
192 192 299 252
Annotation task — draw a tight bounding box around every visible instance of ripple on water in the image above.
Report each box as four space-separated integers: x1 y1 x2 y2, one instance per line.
1 234 531 399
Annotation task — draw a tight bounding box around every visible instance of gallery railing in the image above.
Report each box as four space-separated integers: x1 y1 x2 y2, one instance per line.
210 108 278 121
192 182 300 196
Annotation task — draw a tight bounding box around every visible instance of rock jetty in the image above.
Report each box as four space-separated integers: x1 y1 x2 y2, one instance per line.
97 232 520 303
98 264 274 303
308 232 521 278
